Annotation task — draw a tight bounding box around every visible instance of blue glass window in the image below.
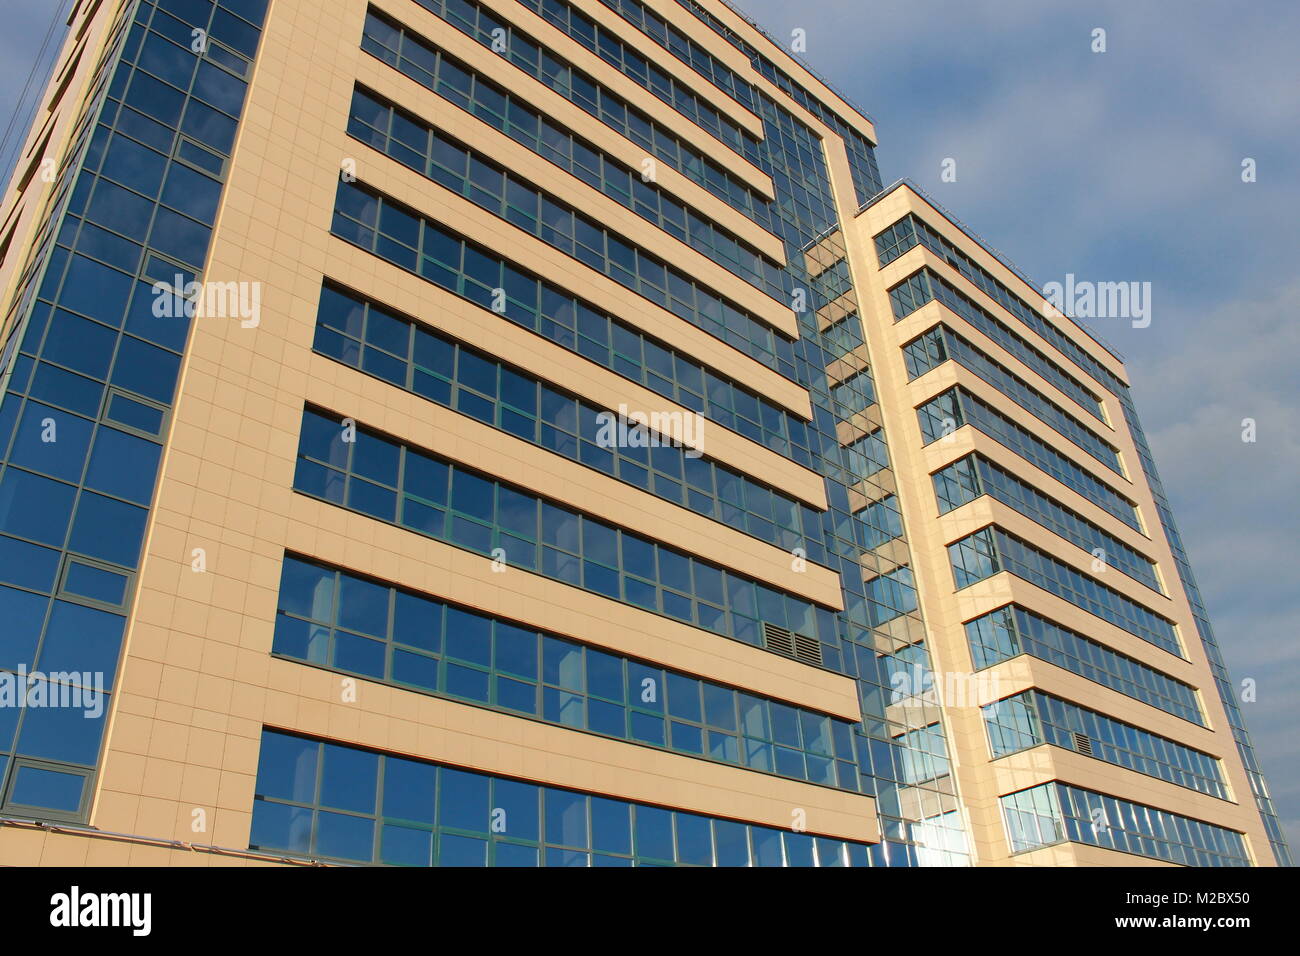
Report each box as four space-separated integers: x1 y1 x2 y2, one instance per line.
272 555 859 790
250 729 867 866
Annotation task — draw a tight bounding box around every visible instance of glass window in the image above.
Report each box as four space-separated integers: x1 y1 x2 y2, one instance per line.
439 766 490 831
33 600 126 687
0 585 49 671
492 778 539 843
451 469 494 520
337 573 389 637
445 607 491 666
255 731 319 802
84 427 161 505
40 308 117 380
9 403 95 483
320 743 379 813
9 765 85 813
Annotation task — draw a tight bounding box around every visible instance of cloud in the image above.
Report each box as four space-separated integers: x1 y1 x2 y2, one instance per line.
736 0 1300 302
1134 280 1300 856
735 0 1300 857
0 0 1292 860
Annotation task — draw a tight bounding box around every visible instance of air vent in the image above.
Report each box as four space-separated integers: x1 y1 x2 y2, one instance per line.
793 633 824 666
1072 732 1094 757
763 623 795 656
762 623 823 666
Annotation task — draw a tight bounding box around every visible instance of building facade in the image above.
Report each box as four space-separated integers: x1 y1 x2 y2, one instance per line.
0 0 1287 866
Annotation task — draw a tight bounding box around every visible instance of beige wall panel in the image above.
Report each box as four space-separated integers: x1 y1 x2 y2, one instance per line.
352 53 790 283
857 188 1126 382
318 245 828 508
300 350 844 603
485 0 765 136
348 120 793 332
354 146 806 392
370 0 775 197
36 0 876 864
845 182 1275 864
677 0 878 144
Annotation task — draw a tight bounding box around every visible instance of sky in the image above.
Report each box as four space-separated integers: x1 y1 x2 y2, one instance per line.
0 1 72 186
0 0 1295 858
729 0 1299 854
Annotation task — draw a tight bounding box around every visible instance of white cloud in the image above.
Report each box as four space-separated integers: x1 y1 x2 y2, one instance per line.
737 0 1300 856
1135 282 1300 858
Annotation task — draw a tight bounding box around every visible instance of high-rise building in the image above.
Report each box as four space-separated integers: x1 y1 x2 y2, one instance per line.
0 0 1287 867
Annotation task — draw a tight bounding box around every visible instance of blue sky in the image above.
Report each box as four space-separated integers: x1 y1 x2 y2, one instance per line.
731 0 1299 853
1 0 1295 858
0 2 73 185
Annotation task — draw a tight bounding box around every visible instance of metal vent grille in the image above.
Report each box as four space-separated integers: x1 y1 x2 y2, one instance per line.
763 623 795 656
762 623 823 666
1072 732 1094 757
793 633 823 666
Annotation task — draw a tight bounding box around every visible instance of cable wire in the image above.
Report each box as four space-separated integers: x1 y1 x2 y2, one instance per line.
0 0 76 188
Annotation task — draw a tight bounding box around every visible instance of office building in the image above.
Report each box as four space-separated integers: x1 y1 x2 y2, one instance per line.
0 0 1287 866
